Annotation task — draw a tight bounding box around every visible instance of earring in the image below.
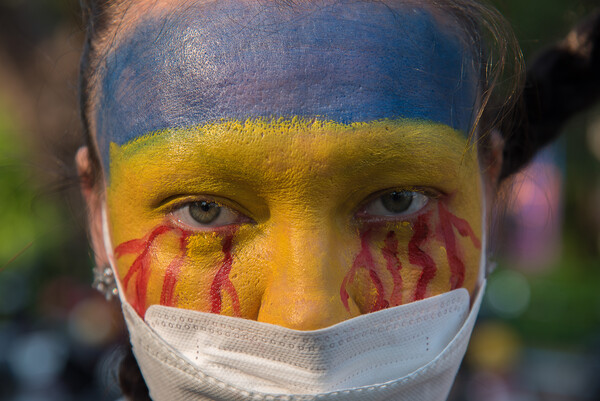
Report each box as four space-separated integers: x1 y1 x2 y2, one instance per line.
93 265 118 301
486 256 498 277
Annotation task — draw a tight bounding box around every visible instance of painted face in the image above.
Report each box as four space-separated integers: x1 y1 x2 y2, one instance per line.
96 0 483 330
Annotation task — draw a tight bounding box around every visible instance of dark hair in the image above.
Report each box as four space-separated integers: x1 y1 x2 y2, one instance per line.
117 347 151 401
78 1 599 399
499 10 600 180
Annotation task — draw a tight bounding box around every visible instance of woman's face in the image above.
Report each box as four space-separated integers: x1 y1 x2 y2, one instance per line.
89 0 484 330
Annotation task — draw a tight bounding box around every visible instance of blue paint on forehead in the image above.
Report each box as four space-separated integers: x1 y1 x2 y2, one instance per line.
96 0 479 170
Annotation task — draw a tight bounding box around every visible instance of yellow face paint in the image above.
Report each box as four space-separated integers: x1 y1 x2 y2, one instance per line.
106 118 482 330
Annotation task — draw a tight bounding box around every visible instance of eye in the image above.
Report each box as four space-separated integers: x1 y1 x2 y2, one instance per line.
360 190 429 218
171 200 246 229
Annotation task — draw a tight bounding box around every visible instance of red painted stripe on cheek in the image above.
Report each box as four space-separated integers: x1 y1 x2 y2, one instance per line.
368 270 388 312
437 203 481 290
114 238 146 258
340 229 388 313
160 232 191 307
409 213 437 301
438 202 481 248
209 229 241 317
115 224 175 317
115 224 243 317
382 230 403 307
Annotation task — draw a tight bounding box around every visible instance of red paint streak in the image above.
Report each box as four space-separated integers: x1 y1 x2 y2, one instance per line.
409 213 437 301
116 223 242 318
209 229 241 317
438 203 481 290
381 231 403 306
160 232 190 307
115 225 174 316
340 230 388 313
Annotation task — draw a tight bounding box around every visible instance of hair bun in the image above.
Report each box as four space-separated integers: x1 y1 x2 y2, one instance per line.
500 10 600 180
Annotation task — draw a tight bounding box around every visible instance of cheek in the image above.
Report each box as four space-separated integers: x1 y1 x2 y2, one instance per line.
111 223 192 317
111 219 270 319
170 232 238 315
108 200 481 320
342 203 482 313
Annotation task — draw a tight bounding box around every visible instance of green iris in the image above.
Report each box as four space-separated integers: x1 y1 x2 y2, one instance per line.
380 191 414 213
189 201 221 224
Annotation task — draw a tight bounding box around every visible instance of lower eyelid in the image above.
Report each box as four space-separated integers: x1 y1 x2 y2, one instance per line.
170 203 253 231
357 192 430 220
166 195 258 221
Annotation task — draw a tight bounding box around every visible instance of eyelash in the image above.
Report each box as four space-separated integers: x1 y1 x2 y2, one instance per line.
355 188 439 222
168 199 250 231
166 188 439 231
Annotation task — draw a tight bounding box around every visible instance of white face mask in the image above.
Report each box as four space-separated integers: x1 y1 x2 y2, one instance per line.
103 209 486 401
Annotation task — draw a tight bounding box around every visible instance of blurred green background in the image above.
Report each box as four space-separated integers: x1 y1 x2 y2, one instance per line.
0 0 599 400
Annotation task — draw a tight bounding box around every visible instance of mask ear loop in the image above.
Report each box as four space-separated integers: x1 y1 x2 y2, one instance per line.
479 181 489 283
478 170 494 296
480 174 498 282
98 204 128 303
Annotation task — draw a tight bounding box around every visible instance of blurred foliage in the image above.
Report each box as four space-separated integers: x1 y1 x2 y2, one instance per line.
0 98 44 266
0 95 89 317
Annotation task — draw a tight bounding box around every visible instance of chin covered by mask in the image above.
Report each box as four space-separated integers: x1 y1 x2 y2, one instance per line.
103 209 486 401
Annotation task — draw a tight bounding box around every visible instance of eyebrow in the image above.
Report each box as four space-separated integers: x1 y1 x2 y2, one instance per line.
96 1 479 175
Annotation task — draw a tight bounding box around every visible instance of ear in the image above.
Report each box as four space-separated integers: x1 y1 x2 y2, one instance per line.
76 146 109 267
480 129 505 193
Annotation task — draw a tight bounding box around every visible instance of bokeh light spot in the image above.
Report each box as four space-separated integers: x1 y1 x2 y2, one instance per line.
7 332 68 386
68 297 117 346
486 269 531 318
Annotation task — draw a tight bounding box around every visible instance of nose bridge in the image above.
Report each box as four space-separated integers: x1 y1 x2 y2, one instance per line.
257 217 357 330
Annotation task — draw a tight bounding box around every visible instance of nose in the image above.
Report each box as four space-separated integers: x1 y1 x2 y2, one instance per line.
256 218 359 330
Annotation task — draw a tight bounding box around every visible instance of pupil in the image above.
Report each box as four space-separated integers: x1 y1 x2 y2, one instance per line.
189 201 221 224
381 191 413 213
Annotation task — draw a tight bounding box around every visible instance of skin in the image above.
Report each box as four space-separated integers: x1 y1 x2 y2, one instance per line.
106 119 482 328
80 0 493 331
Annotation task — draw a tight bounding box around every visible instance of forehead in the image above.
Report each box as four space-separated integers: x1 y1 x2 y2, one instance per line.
95 0 479 167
